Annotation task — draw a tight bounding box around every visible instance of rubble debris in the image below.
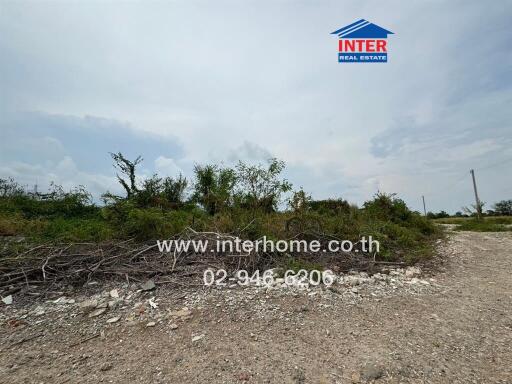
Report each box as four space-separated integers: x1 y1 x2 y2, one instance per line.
148 297 158 309
52 297 75 305
106 316 121 324
169 307 192 320
141 280 156 291
79 299 98 312
88 308 107 318
405 266 421 278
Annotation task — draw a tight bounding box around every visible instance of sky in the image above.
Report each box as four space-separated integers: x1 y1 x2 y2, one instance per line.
1 0 511 213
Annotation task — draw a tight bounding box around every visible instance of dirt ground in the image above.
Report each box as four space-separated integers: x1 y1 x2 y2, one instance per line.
1 230 511 383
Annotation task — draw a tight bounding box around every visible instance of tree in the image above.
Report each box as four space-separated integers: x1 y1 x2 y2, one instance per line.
162 174 188 206
462 202 486 218
493 199 512 216
0 178 24 197
192 164 236 215
288 188 311 212
109 152 143 198
136 174 163 207
427 211 449 219
235 158 292 213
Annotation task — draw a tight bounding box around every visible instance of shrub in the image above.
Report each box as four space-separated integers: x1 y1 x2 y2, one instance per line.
234 158 292 213
494 200 512 216
131 174 189 209
308 198 351 215
427 210 450 219
363 192 412 223
0 183 97 219
40 217 113 242
192 164 236 215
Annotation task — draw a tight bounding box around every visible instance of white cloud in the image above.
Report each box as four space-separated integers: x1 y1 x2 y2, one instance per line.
154 156 183 177
0 156 119 199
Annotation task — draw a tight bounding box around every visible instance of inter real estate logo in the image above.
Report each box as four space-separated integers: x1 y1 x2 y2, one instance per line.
330 19 394 63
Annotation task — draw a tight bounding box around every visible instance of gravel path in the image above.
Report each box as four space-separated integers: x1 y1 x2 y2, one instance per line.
1 230 511 383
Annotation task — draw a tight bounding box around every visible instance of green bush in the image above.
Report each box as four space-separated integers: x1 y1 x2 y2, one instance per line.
309 198 351 215
0 183 97 219
363 192 412 223
40 217 113 242
104 205 205 240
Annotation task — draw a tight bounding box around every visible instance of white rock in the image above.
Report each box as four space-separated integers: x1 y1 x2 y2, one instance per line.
169 307 192 319
192 334 205 342
405 266 421 278
79 299 98 311
141 279 156 291
106 316 121 323
108 300 120 309
32 306 45 316
148 297 158 309
146 321 156 327
53 296 75 305
109 289 119 298
2 295 13 305
88 307 107 317
345 276 360 286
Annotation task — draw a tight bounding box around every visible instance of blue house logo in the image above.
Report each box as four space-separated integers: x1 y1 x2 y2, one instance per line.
331 19 394 63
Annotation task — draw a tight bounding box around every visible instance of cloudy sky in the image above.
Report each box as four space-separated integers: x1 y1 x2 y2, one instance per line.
1 0 511 213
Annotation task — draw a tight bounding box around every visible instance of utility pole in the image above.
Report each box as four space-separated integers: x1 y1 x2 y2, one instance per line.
470 169 482 219
422 195 427 216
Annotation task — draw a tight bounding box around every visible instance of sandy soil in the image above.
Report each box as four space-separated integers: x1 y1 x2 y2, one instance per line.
1 230 511 383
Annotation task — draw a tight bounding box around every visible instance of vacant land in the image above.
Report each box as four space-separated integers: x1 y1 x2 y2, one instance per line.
1 229 511 383
435 216 512 232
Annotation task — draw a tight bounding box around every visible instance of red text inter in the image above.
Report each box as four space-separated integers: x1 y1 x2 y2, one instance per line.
338 39 387 52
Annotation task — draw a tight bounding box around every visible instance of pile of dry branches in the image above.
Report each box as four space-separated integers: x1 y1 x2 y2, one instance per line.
0 229 264 296
0 228 395 296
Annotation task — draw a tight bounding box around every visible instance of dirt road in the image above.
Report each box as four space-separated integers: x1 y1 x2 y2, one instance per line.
1 231 511 383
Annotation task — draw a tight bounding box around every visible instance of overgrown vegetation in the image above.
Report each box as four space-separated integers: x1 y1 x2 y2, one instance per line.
0 153 441 264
